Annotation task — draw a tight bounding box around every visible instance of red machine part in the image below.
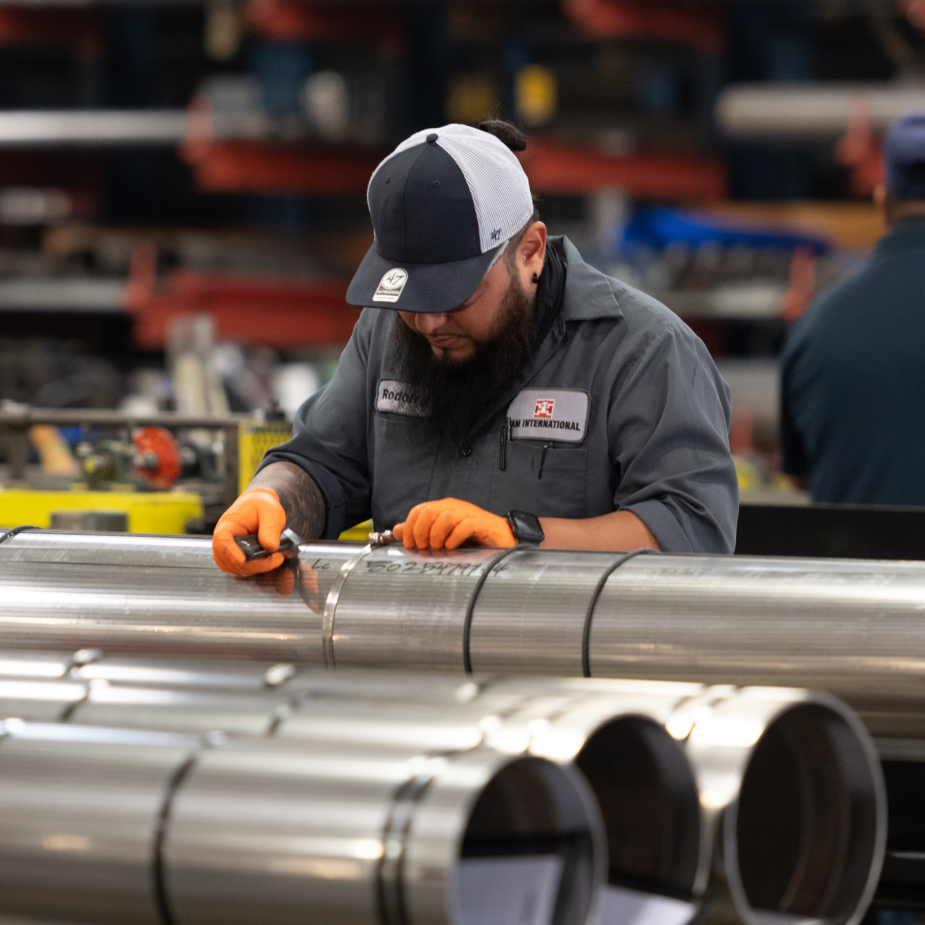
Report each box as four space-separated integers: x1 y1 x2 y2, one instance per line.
0 8 103 57
181 137 383 196
522 138 728 199
132 427 182 490
123 242 361 350
246 0 406 51
562 0 726 55
180 135 727 200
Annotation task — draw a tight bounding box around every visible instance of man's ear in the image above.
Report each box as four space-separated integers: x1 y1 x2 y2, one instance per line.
517 222 547 277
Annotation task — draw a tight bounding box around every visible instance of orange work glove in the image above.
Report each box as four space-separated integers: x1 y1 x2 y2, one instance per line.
394 498 515 550
212 487 288 576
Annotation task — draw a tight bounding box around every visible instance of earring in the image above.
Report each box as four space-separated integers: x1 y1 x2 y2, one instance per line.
531 272 540 284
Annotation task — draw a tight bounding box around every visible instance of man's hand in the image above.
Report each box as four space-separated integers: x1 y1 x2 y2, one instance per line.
212 487 288 576
394 498 515 550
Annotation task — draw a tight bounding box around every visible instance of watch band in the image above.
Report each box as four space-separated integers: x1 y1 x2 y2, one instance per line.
506 510 545 545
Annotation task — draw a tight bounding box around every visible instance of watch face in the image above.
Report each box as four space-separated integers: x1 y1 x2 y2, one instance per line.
508 511 545 545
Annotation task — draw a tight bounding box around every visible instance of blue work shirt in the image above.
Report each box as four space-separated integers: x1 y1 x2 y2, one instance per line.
263 237 738 552
781 219 925 504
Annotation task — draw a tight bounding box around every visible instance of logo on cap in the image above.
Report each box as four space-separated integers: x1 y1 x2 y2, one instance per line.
372 268 409 303
533 399 555 419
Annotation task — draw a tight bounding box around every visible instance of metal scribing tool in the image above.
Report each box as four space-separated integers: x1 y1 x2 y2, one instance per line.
235 527 303 561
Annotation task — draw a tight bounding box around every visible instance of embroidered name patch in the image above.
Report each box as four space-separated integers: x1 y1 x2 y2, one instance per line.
376 379 431 418
372 268 408 303
507 389 589 443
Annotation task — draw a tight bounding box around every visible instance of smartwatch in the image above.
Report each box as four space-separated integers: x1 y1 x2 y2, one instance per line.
506 511 545 546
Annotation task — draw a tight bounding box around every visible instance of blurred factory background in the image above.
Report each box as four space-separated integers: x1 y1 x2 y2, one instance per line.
0 0 921 537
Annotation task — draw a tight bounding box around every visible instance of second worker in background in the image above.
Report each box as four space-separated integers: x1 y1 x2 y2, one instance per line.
214 120 738 575
781 113 925 505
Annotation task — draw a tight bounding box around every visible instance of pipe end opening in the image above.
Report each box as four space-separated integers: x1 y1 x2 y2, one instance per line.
575 715 701 900
456 756 601 925
734 703 884 925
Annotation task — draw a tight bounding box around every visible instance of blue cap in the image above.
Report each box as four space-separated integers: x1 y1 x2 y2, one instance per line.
885 112 925 199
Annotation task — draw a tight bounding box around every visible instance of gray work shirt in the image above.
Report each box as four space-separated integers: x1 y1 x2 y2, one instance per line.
263 237 738 553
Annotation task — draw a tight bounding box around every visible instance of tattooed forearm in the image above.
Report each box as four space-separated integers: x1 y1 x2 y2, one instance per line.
250 461 326 540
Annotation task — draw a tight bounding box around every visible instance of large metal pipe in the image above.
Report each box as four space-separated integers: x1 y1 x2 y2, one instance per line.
0 653 886 925
714 82 925 141
0 721 200 925
6 531 925 741
0 530 350 662
165 741 601 925
0 531 906 915
0 717 603 925
8 531 925 736
674 687 885 925
0 658 704 910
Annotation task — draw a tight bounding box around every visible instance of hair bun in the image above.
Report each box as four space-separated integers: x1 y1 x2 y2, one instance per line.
478 119 527 153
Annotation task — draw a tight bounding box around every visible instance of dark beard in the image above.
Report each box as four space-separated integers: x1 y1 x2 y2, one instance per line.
390 273 536 450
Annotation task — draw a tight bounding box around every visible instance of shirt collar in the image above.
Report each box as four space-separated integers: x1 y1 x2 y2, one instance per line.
554 236 624 322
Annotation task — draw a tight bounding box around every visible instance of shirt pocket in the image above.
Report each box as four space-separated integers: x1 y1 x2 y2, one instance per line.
371 413 436 527
489 440 588 518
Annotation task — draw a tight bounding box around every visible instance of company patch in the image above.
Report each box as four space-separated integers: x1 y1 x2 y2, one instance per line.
506 389 589 443
376 379 431 418
372 268 409 303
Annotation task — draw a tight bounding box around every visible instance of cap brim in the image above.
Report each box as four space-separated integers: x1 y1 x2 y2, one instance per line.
346 241 503 313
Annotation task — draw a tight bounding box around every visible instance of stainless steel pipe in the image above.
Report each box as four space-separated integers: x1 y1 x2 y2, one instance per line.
0 656 704 908
674 687 885 925
0 531 902 919
714 82 925 141
0 716 603 925
0 653 886 925
8 531 925 734
0 721 200 925
0 530 355 662
165 741 601 925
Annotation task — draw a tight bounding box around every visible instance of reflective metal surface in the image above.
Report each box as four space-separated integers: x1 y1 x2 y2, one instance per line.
406 751 602 925
0 711 604 925
330 545 499 671
587 555 925 737
164 742 603 925
7 533 925 735
0 677 87 722
677 687 886 925
71 684 292 736
468 549 623 677
0 651 706 904
0 532 358 663
0 648 888 925
0 643 888 925
0 653 705 897
164 737 414 925
0 721 198 925
525 693 703 900
77 656 293 692
8 534 925 738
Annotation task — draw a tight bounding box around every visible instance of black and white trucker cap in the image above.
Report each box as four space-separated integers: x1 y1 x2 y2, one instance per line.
346 123 535 314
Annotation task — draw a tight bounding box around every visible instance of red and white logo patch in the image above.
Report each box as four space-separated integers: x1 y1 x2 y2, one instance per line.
508 389 589 443
533 399 556 419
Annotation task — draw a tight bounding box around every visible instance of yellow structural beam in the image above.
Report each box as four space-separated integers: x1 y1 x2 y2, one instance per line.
0 489 204 535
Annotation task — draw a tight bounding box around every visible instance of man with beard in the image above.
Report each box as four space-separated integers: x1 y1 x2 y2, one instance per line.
213 121 737 575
